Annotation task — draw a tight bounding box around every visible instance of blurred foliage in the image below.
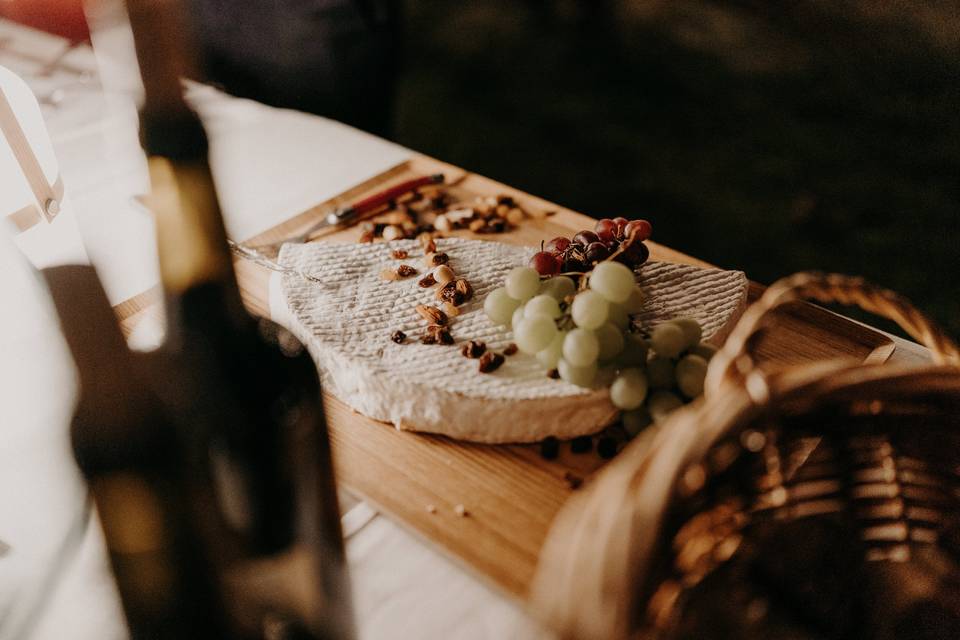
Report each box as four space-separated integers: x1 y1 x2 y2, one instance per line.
395 0 959 338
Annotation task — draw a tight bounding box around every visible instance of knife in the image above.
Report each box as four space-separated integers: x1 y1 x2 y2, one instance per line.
315 173 445 233
227 173 446 282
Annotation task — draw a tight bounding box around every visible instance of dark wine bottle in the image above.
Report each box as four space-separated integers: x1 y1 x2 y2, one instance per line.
45 265 230 639
126 1 354 638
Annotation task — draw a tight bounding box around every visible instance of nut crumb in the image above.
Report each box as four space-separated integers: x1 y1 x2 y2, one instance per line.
424 252 450 267
384 211 411 226
418 274 437 288
454 504 468 517
442 302 460 318
503 343 518 356
425 504 437 514
390 330 406 344
434 265 455 284
418 232 436 254
396 264 417 278
489 218 505 230
380 268 401 281
425 324 454 345
547 368 560 379
563 471 583 490
391 249 409 259
416 304 447 326
437 281 466 306
382 224 404 241
478 351 505 373
461 340 486 359
454 278 473 301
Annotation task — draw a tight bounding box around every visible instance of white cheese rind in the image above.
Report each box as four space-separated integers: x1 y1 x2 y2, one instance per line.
279 238 747 443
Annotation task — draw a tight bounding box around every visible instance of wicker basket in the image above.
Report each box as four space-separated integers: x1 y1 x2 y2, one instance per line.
532 272 960 640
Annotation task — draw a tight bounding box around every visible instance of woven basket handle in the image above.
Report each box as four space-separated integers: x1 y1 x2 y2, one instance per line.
705 272 960 397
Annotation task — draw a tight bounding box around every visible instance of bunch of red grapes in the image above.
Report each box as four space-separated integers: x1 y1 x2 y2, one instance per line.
530 217 653 276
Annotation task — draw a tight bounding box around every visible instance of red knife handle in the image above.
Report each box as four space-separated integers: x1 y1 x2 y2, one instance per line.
347 173 444 217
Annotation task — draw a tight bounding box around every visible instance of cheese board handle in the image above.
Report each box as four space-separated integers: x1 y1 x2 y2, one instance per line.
705 271 960 397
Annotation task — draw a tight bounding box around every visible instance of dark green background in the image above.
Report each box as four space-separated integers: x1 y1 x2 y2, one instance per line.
393 1 959 338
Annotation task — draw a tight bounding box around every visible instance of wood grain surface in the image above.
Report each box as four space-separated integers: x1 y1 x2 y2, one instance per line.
119 154 900 603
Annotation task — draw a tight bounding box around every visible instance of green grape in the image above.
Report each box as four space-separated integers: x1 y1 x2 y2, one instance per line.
617 334 649 366
525 294 562 319
648 391 683 422
647 356 675 389
595 323 625 361
675 354 708 398
610 368 648 410
621 287 645 314
589 261 635 303
536 331 566 369
622 408 652 437
510 304 526 329
563 328 600 367
484 287 521 326
505 266 541 301
539 276 576 301
558 358 598 388
607 303 630 330
571 290 609 330
690 343 717 360
650 322 686 358
515 314 558 353
671 318 702 350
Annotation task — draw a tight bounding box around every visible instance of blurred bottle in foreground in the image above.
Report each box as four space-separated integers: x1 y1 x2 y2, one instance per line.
45 265 230 639
125 0 354 637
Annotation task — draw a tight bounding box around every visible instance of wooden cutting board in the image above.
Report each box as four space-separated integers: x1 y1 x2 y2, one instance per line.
116 154 896 601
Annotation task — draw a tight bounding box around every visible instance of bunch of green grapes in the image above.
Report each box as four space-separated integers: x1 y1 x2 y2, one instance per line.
484 262 713 432
614 318 715 439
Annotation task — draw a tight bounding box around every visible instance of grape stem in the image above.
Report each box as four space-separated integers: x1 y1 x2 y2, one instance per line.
605 228 644 264
549 228 646 285
557 313 577 331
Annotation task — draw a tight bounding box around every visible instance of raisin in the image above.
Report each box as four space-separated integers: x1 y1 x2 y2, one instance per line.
540 436 559 460
570 436 592 454
597 437 617 459
478 352 505 373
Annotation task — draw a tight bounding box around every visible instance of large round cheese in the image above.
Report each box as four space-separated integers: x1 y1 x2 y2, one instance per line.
278 238 747 443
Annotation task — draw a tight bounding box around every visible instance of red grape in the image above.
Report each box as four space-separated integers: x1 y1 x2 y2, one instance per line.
572 230 600 246
612 217 628 238
634 242 650 265
530 251 560 276
584 241 610 263
562 247 587 272
594 218 617 243
624 219 653 241
615 240 650 267
545 236 571 254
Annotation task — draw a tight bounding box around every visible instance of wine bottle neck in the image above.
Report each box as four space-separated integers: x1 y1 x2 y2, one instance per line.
148 151 235 297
